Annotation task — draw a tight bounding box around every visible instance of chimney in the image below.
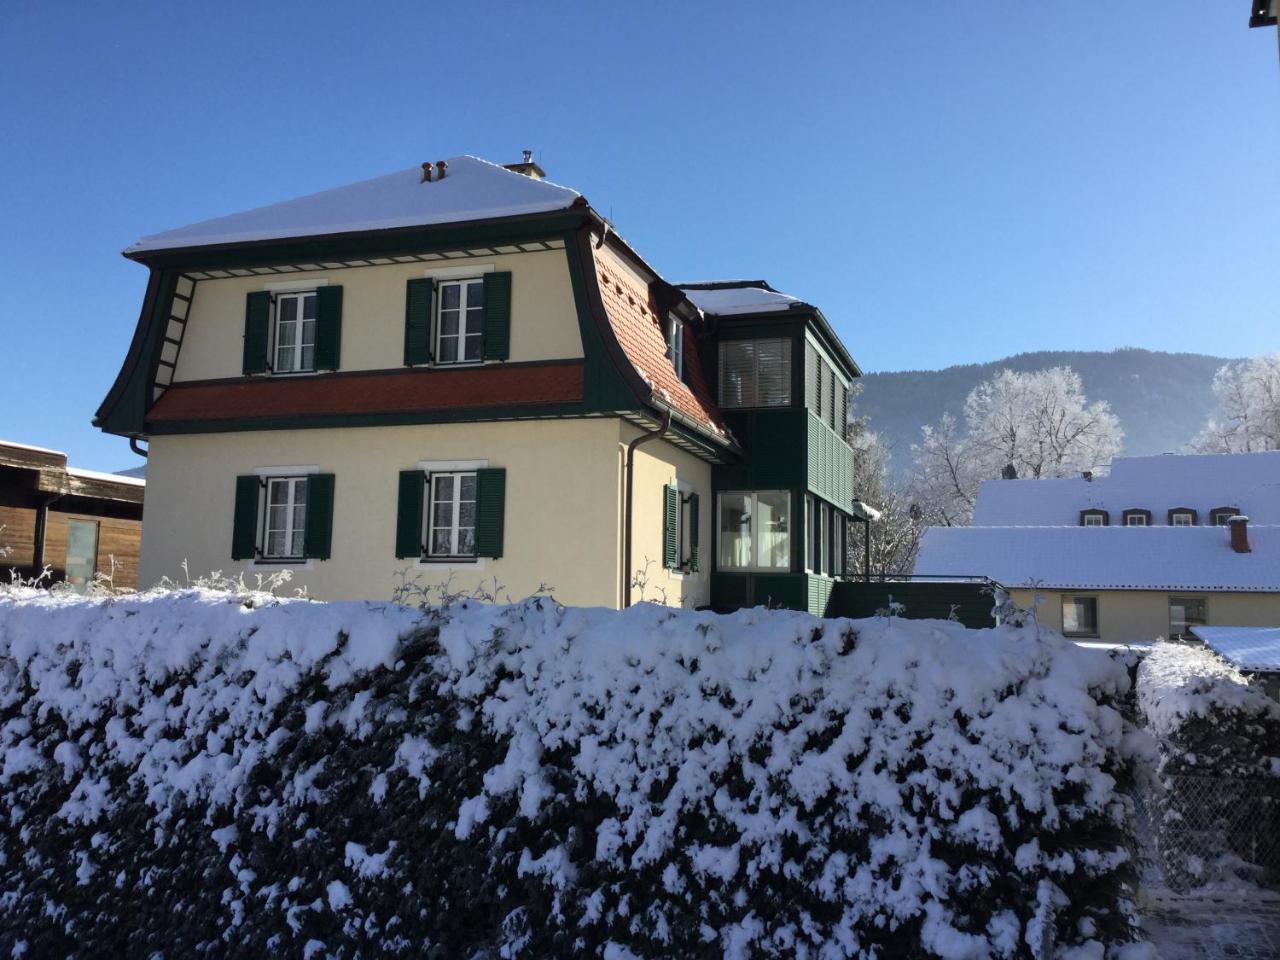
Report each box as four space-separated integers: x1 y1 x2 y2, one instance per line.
436 160 448 180
1229 515 1251 554
420 162 433 183
502 149 547 180
1082 470 1093 482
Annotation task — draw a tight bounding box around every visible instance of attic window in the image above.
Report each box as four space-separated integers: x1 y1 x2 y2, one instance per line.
667 316 685 381
1168 509 1197 527
1080 509 1109 527
1210 507 1240 526
1122 509 1151 527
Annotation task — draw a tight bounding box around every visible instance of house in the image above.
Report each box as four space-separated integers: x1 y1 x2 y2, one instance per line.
913 452 1280 643
95 155 860 612
1251 0 1278 29
0 440 145 591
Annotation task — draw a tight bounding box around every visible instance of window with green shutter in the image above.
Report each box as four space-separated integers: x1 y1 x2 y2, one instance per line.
395 470 426 559
242 292 271 375
313 286 343 370
303 473 335 560
663 484 680 569
482 271 512 361
687 492 700 572
404 278 433 366
231 475 261 559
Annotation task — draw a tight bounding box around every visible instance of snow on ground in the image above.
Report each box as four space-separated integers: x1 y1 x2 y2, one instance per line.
0 588 1142 957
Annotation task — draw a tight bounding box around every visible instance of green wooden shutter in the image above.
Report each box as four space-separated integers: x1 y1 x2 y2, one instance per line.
314 286 343 370
395 470 426 559
482 272 512 361
688 492 700 572
404 278 433 365
303 473 335 560
475 468 506 558
231 475 260 560
243 292 271 375
663 484 680 569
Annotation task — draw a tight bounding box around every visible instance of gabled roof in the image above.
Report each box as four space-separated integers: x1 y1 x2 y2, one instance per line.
125 156 582 255
973 451 1280 526
914 524 1280 593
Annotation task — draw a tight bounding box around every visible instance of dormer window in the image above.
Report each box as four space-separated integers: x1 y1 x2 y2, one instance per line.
719 338 792 409
1122 509 1151 527
667 316 685 381
1080 509 1109 527
1210 507 1240 526
273 292 317 373
1168 508 1197 527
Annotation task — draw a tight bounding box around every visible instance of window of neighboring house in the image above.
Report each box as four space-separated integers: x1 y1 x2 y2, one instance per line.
718 491 791 571
1169 510 1196 527
1169 596 1207 640
64 519 98 593
272 292 317 373
436 279 485 365
426 471 478 560
1080 510 1108 527
1211 507 1240 526
1123 510 1151 527
1062 596 1099 637
719 339 792 408
668 316 685 381
262 476 308 560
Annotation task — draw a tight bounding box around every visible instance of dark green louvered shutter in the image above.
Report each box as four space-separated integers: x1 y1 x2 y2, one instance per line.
303 473 335 560
475 468 506 558
242 292 271 375
231 475 260 560
663 484 680 569
314 286 343 370
482 272 512 361
404 278 433 365
395 470 426 559
688 492 700 572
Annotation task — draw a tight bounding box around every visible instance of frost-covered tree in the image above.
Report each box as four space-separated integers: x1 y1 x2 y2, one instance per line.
847 426 923 577
1190 354 1280 454
909 367 1123 525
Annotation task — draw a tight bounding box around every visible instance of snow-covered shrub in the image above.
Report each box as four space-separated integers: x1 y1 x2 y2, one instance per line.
0 589 1140 957
1136 642 1280 889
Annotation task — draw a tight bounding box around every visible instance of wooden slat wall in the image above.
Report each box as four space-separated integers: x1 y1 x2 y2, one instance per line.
0 506 141 590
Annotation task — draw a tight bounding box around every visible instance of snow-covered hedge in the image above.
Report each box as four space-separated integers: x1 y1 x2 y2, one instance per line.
0 589 1140 957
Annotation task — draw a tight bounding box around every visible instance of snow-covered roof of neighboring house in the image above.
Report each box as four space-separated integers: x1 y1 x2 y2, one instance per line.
914 524 1280 592
1192 626 1280 672
972 451 1280 526
125 156 583 254
66 467 146 487
677 281 803 316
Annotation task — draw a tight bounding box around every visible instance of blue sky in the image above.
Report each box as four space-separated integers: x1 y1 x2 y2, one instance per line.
1 1 1277 470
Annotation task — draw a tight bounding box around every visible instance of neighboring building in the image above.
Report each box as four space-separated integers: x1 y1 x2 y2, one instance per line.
0 440 145 591
95 155 860 612
1192 625 1280 698
913 452 1280 643
1251 0 1277 29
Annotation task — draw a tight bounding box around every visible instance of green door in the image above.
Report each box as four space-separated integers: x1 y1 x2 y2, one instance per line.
65 519 98 593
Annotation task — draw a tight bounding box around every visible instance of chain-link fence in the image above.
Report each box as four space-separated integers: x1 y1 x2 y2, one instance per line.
1146 773 1280 892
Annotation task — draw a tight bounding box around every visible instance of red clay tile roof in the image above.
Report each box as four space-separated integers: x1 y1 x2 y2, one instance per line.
593 257 727 439
147 361 584 423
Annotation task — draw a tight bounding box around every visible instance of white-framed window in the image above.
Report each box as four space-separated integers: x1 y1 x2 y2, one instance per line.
436 279 485 364
718 338 792 409
1171 511 1194 527
427 471 478 559
1081 513 1106 527
718 490 791 571
262 476 308 560
668 316 685 381
272 291 317 373
1125 514 1148 526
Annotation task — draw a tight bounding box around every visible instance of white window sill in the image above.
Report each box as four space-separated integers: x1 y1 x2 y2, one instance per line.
416 558 486 572
251 559 315 571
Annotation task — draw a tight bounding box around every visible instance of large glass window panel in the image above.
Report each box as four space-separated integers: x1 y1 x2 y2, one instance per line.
755 491 791 569
1169 597 1206 639
718 493 752 569
263 477 307 559
1062 596 1098 637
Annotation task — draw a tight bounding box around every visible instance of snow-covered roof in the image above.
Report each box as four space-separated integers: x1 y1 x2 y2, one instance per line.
678 281 802 316
67 467 145 487
126 156 583 254
914 524 1280 592
1193 626 1280 672
973 451 1280 526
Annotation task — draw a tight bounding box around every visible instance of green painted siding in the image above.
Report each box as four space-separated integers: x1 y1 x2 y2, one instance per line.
827 581 997 628
806 575 835 616
710 572 831 615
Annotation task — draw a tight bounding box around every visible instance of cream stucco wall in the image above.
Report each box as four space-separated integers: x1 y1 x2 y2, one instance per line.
624 424 713 609
140 419 622 607
175 247 582 382
1008 587 1280 643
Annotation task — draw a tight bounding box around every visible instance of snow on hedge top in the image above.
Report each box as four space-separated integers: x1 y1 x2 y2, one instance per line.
1136 641 1280 738
973 451 1280 526
914 523 1280 592
678 282 803 316
1194 625 1280 672
125 156 582 254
